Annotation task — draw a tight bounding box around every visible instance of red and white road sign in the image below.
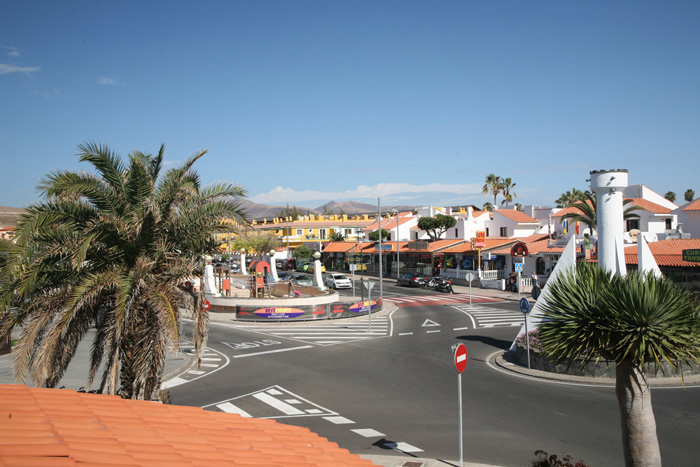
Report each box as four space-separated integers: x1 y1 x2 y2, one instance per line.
204 299 210 311
453 343 467 373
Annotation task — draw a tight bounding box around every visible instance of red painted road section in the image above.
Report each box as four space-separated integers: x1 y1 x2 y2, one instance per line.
386 293 504 308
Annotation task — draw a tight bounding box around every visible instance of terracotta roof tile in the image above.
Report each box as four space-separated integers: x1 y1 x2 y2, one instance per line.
626 198 672 214
624 238 700 267
494 209 539 224
0 385 379 467
682 198 700 211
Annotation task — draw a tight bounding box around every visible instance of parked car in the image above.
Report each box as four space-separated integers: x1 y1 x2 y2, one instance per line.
287 273 314 287
325 273 352 289
397 273 426 288
296 261 310 272
307 263 326 273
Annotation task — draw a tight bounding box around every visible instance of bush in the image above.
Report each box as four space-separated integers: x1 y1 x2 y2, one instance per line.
531 450 590 467
516 329 542 351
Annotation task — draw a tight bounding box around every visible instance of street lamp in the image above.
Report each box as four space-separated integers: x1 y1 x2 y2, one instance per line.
392 209 400 279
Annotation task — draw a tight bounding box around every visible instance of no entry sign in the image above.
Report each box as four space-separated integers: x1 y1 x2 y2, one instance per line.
452 343 468 373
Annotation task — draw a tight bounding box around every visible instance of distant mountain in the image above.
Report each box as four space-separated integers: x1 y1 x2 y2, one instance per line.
237 199 322 221
315 200 378 215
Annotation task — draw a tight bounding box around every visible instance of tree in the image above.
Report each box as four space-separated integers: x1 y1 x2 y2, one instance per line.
555 188 587 208
293 244 312 261
482 202 493 212
368 229 391 241
417 214 456 241
500 177 517 206
538 263 700 467
664 191 676 203
0 142 248 400
560 191 641 235
684 189 695 203
482 174 502 206
275 204 306 220
232 230 279 258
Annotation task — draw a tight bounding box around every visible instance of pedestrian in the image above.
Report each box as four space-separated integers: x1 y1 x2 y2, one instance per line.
531 273 541 300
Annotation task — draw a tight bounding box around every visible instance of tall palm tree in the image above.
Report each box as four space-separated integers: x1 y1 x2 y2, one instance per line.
482 174 502 206
560 191 641 235
500 177 517 206
684 189 695 203
538 263 700 467
0 142 248 400
664 191 676 203
555 188 587 208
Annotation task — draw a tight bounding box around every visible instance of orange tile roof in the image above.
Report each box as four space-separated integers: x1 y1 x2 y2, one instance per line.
0 385 378 467
493 209 539 224
362 216 413 232
440 237 516 254
683 199 700 211
321 241 361 253
624 238 700 267
626 198 672 214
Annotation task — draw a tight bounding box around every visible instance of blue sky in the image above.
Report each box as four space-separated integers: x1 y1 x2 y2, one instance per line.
2 1 699 210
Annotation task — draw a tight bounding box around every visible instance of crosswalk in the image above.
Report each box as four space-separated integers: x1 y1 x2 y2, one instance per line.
231 316 391 346
161 343 229 389
451 304 525 328
386 293 503 308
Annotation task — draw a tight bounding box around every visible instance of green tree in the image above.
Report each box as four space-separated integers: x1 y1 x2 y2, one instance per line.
482 173 502 206
0 142 248 399
664 191 676 203
500 177 517 206
560 192 641 235
482 202 493 212
368 229 391 241
232 230 279 258
555 188 587 208
417 214 457 241
293 244 312 260
684 189 695 202
275 204 305 220
539 263 700 467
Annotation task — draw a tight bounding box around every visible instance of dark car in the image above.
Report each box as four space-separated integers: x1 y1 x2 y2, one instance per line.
397 273 426 287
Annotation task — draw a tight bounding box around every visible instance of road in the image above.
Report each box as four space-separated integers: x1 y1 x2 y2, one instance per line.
167 278 700 467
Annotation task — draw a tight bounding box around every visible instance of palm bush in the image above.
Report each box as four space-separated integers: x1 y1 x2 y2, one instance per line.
0 142 247 399
538 262 700 466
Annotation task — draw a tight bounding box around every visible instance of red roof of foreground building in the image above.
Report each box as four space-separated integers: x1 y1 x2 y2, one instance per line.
626 198 672 214
0 384 377 467
683 199 700 211
624 239 700 268
493 209 539 224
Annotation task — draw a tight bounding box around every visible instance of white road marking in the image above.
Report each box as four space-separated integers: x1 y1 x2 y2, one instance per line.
233 345 312 358
216 402 252 417
160 377 187 389
352 428 385 437
422 319 440 327
324 416 355 424
426 330 441 333
453 326 469 331
253 392 306 416
187 370 205 375
398 332 413 336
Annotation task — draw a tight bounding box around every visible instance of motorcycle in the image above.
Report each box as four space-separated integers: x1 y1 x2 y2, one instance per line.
435 277 454 293
422 276 438 290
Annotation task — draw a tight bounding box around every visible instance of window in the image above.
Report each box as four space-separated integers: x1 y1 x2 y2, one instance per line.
454 228 458 237
345 228 352 237
486 228 490 237
319 229 327 239
500 227 507 237
296 229 302 236
626 219 640 231
665 218 672 230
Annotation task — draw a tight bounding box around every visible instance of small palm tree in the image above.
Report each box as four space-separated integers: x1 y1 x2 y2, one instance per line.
561 191 640 235
0 142 248 399
538 263 700 467
664 191 676 203
482 202 494 212
500 177 517 206
329 231 345 242
555 188 587 208
482 174 502 206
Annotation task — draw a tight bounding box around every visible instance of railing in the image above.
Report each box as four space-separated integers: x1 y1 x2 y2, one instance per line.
480 270 504 281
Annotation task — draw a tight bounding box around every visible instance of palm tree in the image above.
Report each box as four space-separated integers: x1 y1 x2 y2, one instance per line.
538 263 700 466
555 188 587 208
684 189 695 203
0 142 248 400
500 177 517 206
482 202 494 212
664 191 676 203
560 191 641 235
329 231 345 242
482 174 502 206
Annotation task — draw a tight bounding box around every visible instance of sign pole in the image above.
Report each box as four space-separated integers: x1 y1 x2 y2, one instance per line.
458 371 463 467
517 270 521 301
519 298 532 370
451 343 468 467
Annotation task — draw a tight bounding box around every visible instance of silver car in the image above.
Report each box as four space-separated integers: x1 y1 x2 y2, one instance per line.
325 273 352 289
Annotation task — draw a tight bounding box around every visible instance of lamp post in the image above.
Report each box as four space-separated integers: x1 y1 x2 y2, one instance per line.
392 209 400 279
240 248 247 275
270 248 278 281
313 251 325 290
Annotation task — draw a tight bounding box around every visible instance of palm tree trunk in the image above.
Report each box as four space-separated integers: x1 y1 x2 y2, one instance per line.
615 360 662 467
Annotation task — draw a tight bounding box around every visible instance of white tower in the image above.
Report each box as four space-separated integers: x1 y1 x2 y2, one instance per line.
589 169 628 275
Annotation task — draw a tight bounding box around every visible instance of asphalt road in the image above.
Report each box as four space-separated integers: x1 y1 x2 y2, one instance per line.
166 280 700 467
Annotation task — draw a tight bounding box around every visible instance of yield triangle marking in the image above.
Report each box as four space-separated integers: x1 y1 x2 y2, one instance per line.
422 319 440 327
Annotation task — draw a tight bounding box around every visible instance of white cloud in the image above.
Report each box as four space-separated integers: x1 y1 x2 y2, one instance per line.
0 63 40 75
250 182 483 205
98 76 122 86
2 46 20 57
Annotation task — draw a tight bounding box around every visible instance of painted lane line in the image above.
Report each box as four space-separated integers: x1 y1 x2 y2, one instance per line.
398 332 413 336
306 409 323 414
324 416 355 424
217 402 252 418
253 392 306 416
384 441 424 453
187 370 205 375
453 327 469 331
201 357 222 361
285 399 301 404
267 388 283 395
426 330 441 333
199 363 219 368
352 428 386 437
161 377 188 389
233 345 312 358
